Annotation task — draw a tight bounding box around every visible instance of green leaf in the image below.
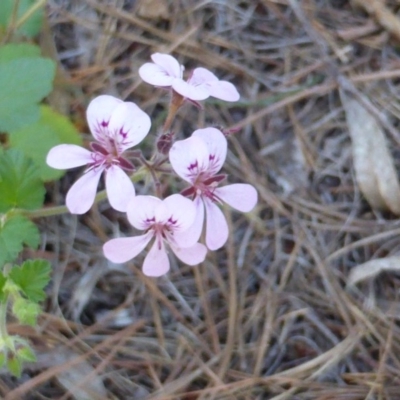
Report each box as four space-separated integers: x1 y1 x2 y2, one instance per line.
0 43 41 62
17 346 36 362
0 56 55 132
0 215 40 267
9 259 51 302
0 148 45 212
0 0 43 38
9 105 83 181
7 355 22 377
12 297 40 326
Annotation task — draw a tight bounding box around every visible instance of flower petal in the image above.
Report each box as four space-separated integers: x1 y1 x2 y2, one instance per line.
139 63 175 86
189 67 219 84
204 198 229 250
143 238 170 277
185 68 240 102
46 145 93 169
107 102 151 153
66 167 104 214
139 53 182 86
170 242 207 266
207 81 240 102
127 195 161 230
192 127 227 175
86 95 122 142
103 232 153 264
215 184 257 212
151 53 182 78
172 196 204 247
162 194 196 232
172 79 210 101
169 136 210 183
105 166 135 212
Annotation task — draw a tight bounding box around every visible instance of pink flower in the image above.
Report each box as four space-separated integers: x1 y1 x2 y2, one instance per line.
103 194 207 277
169 128 257 250
46 95 151 214
138 53 240 102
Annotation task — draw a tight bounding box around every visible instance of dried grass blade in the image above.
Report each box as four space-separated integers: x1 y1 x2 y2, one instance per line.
348 256 400 285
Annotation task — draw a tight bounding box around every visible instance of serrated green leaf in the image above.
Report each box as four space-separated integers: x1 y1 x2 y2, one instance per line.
0 273 7 303
0 148 45 212
9 259 51 302
0 0 43 38
0 56 55 132
7 355 22 377
12 297 40 326
9 106 83 181
0 43 41 63
0 215 40 267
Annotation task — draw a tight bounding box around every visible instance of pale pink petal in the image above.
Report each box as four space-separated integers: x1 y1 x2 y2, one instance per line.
207 81 240 102
189 67 218 84
127 195 161 230
192 127 227 174
204 197 229 250
139 53 182 87
163 194 196 232
46 145 93 169
151 53 182 78
215 184 257 212
66 167 104 214
139 63 176 87
103 232 153 264
154 201 169 224
172 196 204 248
86 95 122 142
105 165 135 212
143 238 170 277
186 68 240 102
108 102 151 152
170 242 207 265
172 79 210 101
169 136 209 183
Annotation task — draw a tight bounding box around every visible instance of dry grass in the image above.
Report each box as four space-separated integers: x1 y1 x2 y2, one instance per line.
4 0 400 398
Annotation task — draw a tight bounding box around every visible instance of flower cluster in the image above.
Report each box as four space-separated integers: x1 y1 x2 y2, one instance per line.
47 53 257 277
138 53 240 102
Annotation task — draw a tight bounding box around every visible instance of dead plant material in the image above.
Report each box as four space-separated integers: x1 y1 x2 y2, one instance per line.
352 0 400 43
348 256 400 285
341 94 400 214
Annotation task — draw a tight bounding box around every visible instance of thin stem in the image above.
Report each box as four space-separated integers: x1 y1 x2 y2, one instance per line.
20 167 148 219
20 189 108 219
162 91 185 133
2 0 20 43
15 0 47 30
0 299 9 341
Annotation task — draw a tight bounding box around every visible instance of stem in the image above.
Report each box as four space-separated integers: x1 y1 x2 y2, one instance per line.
15 0 47 30
19 167 149 219
0 299 9 342
162 91 185 133
20 189 107 219
2 0 20 43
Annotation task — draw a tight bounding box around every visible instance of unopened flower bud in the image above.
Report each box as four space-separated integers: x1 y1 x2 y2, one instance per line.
157 132 174 155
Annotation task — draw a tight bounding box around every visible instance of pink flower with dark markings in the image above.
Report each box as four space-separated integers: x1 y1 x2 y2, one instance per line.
103 194 207 277
139 53 240 102
46 95 151 214
169 127 257 250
